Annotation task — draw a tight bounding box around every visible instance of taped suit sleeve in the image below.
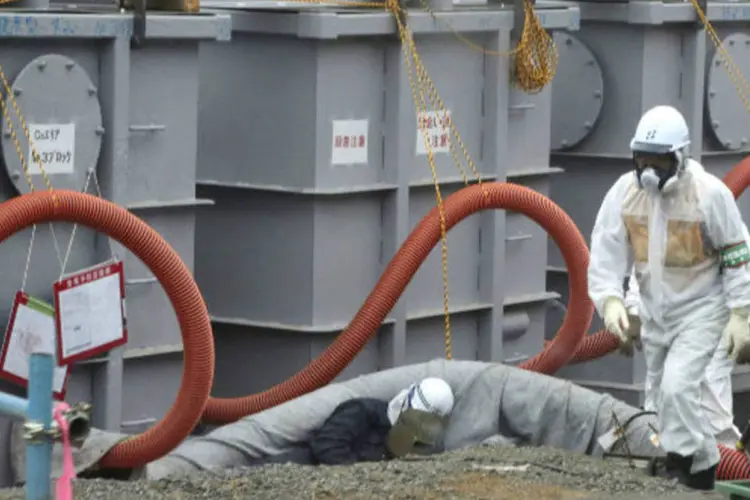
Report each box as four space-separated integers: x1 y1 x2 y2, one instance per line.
588 174 634 318
703 177 750 310
309 400 370 466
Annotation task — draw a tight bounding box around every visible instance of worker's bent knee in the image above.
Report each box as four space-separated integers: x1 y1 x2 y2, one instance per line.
660 375 698 403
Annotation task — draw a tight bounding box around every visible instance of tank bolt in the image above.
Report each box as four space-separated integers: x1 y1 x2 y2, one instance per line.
11 171 20 180
37 60 46 71
88 87 97 96
712 121 720 129
13 88 21 96
65 62 75 71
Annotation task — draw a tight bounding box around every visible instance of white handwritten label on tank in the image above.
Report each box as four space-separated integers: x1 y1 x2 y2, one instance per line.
28 123 75 175
416 110 451 156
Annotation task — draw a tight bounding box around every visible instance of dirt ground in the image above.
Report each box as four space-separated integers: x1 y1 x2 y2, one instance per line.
0 444 729 499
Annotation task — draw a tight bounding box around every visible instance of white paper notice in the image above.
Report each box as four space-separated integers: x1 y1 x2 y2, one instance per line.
57 272 123 360
416 110 451 156
331 119 368 166
2 303 67 393
28 123 76 175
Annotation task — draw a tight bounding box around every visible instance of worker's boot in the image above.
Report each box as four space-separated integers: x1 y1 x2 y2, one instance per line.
687 464 717 491
664 452 693 487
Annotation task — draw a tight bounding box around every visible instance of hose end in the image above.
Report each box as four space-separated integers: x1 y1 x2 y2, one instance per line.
62 402 92 444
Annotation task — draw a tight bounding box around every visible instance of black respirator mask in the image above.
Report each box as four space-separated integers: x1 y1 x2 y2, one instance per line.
633 150 683 193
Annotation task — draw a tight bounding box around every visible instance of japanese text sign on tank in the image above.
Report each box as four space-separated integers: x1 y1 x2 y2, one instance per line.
53 260 128 365
0 292 70 399
416 110 451 156
331 119 368 166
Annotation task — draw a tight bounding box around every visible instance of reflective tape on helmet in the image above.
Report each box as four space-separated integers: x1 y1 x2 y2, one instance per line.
721 242 750 268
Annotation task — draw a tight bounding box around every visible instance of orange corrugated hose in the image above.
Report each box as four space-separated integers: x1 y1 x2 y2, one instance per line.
200 182 595 423
0 181 593 469
0 190 215 469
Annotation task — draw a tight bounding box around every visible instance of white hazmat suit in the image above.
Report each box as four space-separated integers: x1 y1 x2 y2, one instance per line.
587 105 750 490
625 270 742 447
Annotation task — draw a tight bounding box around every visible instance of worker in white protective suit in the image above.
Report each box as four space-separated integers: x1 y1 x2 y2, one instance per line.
587 104 750 490
624 268 743 447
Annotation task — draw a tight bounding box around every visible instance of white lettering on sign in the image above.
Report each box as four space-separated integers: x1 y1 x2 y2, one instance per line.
331 119 368 166
416 110 451 156
28 123 75 175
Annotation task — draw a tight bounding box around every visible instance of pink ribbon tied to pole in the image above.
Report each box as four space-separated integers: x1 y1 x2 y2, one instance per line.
53 402 76 500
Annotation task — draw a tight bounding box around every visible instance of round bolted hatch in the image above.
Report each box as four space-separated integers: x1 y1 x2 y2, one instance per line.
1 54 103 195
706 32 750 151
550 32 604 152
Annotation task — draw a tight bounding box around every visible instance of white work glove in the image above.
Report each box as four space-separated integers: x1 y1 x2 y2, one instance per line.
724 308 750 364
603 297 642 356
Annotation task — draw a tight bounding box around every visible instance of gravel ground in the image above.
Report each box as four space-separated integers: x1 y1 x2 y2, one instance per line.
0 445 728 499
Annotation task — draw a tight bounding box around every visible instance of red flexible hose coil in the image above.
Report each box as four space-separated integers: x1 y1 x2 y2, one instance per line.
0 190 215 469
201 182 595 423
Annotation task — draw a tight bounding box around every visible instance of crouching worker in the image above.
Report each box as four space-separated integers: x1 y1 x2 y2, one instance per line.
252 377 455 467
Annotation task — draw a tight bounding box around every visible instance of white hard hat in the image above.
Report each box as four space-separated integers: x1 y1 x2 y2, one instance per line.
408 377 454 416
630 105 690 154
387 377 455 425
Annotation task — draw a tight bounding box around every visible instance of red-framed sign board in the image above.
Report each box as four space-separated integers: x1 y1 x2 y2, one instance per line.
53 260 128 366
0 291 70 400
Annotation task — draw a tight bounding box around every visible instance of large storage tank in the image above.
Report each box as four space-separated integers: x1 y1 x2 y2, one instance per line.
194 2 580 397
0 2 229 462
547 1 750 408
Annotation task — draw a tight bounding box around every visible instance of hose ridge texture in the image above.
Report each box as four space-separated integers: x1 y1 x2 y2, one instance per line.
200 182 595 423
0 190 214 469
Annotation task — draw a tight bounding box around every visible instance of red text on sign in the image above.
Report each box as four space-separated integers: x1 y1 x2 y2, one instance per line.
334 134 367 149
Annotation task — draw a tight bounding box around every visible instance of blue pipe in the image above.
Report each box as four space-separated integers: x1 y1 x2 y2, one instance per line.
0 390 29 421
25 353 54 500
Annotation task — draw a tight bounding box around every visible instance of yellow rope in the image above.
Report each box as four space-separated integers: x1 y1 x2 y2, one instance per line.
390 2 454 358
417 0 558 94
0 0 559 359
0 64 57 202
690 0 750 115
276 0 549 358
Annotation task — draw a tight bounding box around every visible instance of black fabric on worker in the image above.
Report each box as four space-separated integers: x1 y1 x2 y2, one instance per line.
664 452 717 490
308 398 393 465
243 397 394 467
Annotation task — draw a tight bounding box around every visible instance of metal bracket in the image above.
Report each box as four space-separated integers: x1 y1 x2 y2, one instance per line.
22 402 92 444
132 0 147 47
22 421 47 444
